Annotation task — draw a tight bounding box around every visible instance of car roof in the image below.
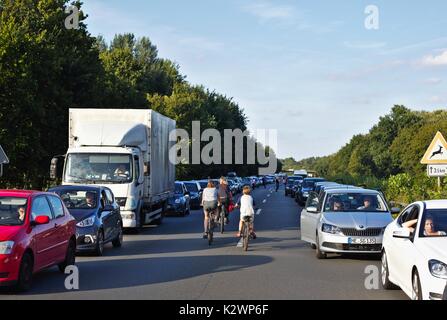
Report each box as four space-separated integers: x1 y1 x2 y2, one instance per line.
48 185 104 192
0 189 46 197
423 200 447 210
325 187 380 195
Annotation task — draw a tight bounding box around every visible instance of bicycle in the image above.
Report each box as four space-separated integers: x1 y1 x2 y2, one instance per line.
240 216 253 251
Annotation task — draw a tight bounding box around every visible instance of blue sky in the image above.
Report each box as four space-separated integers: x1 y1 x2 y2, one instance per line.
82 0 447 160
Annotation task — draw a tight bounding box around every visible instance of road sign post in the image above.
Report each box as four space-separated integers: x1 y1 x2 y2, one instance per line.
0 145 9 178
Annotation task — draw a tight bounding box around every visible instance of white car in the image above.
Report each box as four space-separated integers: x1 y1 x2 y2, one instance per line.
381 200 447 300
300 188 395 259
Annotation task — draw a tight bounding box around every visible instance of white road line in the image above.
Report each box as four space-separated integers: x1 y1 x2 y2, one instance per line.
267 194 271 198
256 209 262 215
262 199 267 204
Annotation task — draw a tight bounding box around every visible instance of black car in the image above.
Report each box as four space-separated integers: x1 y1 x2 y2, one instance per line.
296 177 326 205
49 185 123 256
183 181 202 209
166 182 191 216
285 176 302 196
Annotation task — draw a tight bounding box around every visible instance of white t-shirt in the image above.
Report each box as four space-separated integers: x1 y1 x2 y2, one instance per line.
202 187 218 202
239 194 255 217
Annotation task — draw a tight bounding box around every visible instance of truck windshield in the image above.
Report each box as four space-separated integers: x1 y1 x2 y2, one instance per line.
64 153 133 184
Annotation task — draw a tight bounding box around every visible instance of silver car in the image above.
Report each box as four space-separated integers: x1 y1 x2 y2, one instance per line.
300 187 397 259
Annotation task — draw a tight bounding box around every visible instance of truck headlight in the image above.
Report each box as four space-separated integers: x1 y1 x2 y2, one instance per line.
77 216 95 228
429 260 447 279
0 241 14 254
322 224 343 235
124 197 138 211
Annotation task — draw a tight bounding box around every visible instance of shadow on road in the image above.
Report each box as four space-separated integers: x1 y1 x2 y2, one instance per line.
1 254 273 296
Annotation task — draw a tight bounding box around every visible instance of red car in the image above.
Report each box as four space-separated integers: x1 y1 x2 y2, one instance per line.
0 190 77 291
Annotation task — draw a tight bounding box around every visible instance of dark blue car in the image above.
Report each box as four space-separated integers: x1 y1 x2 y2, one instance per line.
49 185 123 256
166 182 191 216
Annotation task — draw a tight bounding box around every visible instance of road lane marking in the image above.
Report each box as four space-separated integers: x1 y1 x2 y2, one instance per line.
267 194 271 198
256 209 262 215
262 199 267 203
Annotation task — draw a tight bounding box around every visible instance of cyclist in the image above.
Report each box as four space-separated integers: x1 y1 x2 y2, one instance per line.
217 176 232 224
275 177 280 192
235 186 256 239
262 176 267 189
201 180 218 239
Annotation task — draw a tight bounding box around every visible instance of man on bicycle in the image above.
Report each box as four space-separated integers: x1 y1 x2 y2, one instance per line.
201 180 218 239
217 176 232 225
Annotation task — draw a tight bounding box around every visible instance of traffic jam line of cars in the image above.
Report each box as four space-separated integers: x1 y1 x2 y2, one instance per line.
0 173 275 292
286 170 447 300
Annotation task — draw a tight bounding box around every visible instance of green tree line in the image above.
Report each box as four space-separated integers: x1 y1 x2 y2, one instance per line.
0 0 277 189
282 105 447 203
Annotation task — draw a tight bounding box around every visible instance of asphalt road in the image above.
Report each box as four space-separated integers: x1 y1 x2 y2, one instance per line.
1 185 407 300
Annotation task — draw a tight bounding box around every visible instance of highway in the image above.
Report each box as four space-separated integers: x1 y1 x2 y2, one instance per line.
1 186 407 300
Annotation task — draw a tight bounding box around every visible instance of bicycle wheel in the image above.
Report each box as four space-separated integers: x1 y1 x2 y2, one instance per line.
220 207 225 234
243 222 249 251
208 214 214 246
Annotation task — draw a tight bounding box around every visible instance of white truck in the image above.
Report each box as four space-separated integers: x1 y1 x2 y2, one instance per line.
51 109 176 229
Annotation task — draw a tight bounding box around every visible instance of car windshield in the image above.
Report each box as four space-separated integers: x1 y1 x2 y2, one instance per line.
175 183 183 194
419 209 447 238
0 197 28 226
64 153 133 184
302 181 315 188
53 190 98 209
184 183 198 193
198 181 208 188
324 193 388 213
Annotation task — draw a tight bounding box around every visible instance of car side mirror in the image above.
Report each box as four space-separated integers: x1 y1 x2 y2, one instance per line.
307 206 319 214
31 215 50 226
393 229 411 239
391 207 401 214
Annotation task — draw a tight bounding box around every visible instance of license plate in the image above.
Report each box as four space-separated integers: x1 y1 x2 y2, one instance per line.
348 238 377 245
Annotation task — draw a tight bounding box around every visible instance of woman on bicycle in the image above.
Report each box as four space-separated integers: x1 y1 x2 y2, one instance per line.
201 180 218 239
235 186 256 239
218 176 232 224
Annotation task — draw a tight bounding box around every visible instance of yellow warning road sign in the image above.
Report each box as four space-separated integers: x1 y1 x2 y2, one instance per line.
421 131 447 164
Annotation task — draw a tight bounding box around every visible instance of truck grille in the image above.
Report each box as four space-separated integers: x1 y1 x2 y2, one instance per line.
341 228 383 237
115 197 127 207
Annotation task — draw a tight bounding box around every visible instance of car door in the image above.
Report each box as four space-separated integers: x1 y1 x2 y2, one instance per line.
300 192 321 243
388 205 420 289
47 195 69 263
105 188 121 239
99 190 114 242
30 196 58 270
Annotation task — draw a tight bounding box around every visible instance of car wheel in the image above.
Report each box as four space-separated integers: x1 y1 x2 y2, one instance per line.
94 230 104 256
58 239 76 273
16 252 33 292
311 243 317 249
412 270 423 300
381 250 398 290
315 234 326 259
112 225 123 248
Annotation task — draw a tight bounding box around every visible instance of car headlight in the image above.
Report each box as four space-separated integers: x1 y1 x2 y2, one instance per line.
429 260 447 279
175 199 181 204
124 197 138 211
0 241 14 255
76 216 95 228
303 192 309 196
322 224 343 235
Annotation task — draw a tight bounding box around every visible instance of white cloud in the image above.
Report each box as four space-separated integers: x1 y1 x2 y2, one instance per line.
344 41 386 49
243 2 294 20
422 50 447 66
423 78 442 85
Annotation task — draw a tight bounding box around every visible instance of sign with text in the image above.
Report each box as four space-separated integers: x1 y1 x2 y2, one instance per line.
427 165 447 177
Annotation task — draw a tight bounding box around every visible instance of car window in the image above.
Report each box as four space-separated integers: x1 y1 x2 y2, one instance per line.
398 205 418 226
306 192 319 209
100 191 109 206
324 192 388 212
419 209 447 238
47 196 64 219
31 196 53 221
104 189 114 204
